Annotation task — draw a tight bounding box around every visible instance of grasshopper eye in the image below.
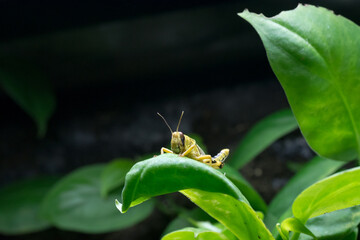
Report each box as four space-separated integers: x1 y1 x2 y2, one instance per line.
180 132 185 145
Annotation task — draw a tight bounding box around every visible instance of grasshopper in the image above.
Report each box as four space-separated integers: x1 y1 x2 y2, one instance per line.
157 111 229 169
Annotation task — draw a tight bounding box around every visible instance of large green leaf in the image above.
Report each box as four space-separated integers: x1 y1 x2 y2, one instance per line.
229 109 298 169
0 67 55 137
239 5 360 161
100 159 134 197
0 177 56 235
265 156 345 229
119 154 274 240
42 164 154 233
290 166 360 223
181 189 274 240
119 154 247 212
161 166 269 236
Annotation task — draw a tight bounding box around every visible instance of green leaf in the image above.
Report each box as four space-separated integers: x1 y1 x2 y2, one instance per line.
265 156 345 229
220 165 267 213
278 217 317 240
239 5 360 161
119 154 274 240
119 154 247 213
0 177 56 235
292 166 360 223
181 189 274 240
100 159 134 197
229 109 297 169
299 205 360 240
162 227 229 240
0 67 56 137
42 164 154 233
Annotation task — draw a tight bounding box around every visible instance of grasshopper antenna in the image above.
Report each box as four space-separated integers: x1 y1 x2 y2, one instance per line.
176 111 184 132
157 112 173 134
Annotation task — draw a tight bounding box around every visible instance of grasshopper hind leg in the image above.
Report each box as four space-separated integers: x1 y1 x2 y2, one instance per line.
194 155 212 164
211 149 229 169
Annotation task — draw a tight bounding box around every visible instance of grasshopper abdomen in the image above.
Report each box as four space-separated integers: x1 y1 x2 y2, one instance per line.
212 149 229 168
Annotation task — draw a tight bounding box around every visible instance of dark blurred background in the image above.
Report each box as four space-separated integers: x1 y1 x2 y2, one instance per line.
0 0 359 239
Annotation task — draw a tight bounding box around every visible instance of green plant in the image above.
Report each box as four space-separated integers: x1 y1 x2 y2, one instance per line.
1 4 359 240
115 4 360 240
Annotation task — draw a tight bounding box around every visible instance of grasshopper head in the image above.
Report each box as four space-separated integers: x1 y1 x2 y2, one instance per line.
157 111 185 154
171 132 185 154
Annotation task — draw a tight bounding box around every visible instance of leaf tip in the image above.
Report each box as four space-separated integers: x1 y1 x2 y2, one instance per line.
36 123 47 138
115 199 125 213
237 8 267 23
237 8 250 18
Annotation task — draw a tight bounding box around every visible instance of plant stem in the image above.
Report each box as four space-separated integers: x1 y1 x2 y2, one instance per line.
290 232 300 240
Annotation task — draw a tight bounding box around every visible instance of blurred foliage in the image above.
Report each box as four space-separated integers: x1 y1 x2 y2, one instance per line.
228 108 298 169
41 164 154 233
0 177 57 235
0 63 55 137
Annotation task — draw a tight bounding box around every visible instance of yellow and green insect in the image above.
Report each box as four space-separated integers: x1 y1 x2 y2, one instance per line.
157 111 229 169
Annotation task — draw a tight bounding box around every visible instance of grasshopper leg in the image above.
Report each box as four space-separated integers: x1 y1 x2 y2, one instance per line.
195 149 229 169
161 147 173 154
180 143 196 157
210 149 229 169
210 160 224 169
194 155 212 162
212 149 229 163
194 155 216 168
